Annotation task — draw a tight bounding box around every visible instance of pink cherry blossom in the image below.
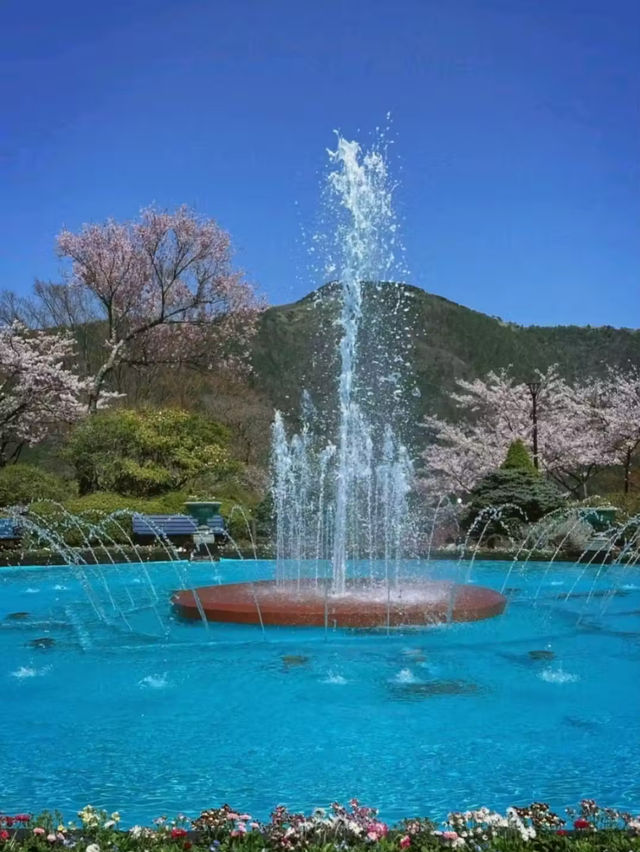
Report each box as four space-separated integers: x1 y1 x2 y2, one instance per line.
419 365 617 497
57 206 264 411
0 322 90 464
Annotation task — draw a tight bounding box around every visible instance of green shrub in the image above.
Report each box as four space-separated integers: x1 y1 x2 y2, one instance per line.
66 408 233 497
464 469 565 537
501 439 537 474
187 469 261 510
63 491 189 516
0 464 72 507
598 491 640 520
26 491 191 548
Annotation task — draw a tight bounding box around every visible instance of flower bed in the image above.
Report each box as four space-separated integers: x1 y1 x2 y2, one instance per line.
1 801 639 852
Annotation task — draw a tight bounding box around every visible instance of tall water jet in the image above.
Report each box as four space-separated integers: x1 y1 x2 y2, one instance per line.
271 132 414 595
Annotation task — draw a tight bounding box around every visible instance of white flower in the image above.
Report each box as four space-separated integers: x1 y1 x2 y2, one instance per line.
86 844 100 852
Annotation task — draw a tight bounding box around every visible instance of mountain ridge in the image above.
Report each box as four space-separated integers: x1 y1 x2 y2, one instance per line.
251 282 640 446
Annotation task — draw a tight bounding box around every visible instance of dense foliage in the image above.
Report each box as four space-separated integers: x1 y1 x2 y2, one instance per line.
0 464 70 507
464 469 565 535
66 409 233 497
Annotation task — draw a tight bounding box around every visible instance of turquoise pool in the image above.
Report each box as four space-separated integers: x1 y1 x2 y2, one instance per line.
0 558 638 824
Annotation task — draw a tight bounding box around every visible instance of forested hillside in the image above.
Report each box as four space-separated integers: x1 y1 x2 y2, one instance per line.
252 283 640 446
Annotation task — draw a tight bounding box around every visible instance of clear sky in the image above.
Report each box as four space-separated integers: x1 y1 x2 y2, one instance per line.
2 0 639 327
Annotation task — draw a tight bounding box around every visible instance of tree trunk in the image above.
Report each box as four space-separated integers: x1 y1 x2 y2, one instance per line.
624 448 632 494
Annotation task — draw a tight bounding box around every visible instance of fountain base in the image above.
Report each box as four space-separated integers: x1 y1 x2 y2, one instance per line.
171 580 506 627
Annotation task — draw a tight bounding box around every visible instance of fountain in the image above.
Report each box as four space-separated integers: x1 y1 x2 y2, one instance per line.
3 135 640 824
172 132 506 627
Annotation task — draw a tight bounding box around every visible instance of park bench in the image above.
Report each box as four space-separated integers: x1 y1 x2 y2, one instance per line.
0 518 21 547
131 513 228 546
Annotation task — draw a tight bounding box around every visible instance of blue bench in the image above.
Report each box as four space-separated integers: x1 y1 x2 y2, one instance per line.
131 514 228 544
0 519 21 541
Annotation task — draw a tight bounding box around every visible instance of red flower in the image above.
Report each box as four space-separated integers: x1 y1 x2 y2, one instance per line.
183 843 192 850
4 820 13 829
574 819 590 830
0 831 9 842
556 830 568 836
14 816 30 824
171 828 188 839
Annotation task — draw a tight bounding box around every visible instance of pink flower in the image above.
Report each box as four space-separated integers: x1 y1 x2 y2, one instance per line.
400 836 411 848
443 832 460 841
46 833 57 843
33 828 46 836
366 822 388 840
239 814 251 821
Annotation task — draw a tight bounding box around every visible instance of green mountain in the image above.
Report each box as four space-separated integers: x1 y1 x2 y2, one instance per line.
251 281 640 441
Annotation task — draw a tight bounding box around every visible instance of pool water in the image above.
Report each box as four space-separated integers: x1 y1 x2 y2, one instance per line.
0 558 639 825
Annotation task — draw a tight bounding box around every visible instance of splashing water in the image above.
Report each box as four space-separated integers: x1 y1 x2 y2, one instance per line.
539 668 579 684
393 668 418 684
273 132 413 595
138 674 170 689
11 666 50 679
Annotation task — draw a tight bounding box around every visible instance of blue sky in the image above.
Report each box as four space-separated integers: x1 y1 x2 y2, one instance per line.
2 0 638 327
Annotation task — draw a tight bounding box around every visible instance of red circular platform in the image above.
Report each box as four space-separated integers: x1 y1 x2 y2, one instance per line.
171 580 506 627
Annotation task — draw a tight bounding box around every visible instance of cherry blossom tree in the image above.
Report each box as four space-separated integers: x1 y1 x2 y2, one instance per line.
594 367 640 493
0 322 88 466
57 206 263 411
538 378 614 496
420 366 612 497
